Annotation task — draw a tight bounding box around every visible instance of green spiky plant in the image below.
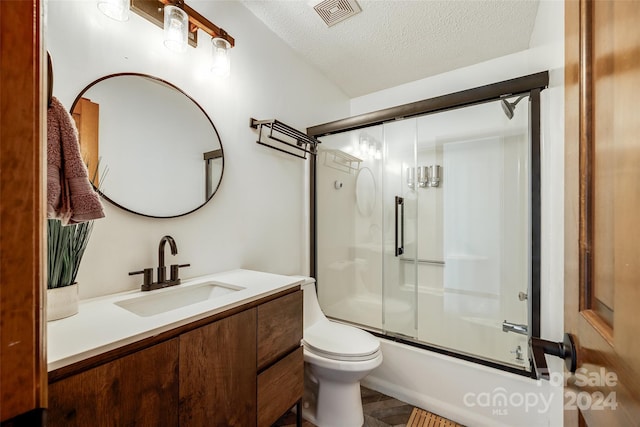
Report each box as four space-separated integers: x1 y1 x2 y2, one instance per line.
47 165 105 289
47 219 94 289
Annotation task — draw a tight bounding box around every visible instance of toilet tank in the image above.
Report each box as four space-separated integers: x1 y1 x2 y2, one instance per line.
296 277 325 328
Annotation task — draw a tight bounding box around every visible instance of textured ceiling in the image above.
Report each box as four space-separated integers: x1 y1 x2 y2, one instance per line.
240 0 540 97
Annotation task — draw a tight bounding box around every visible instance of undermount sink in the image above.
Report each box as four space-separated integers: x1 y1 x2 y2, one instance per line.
114 281 244 317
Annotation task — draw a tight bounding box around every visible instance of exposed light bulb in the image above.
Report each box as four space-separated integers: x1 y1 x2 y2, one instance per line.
97 0 129 21
360 137 369 155
211 37 231 77
163 5 188 53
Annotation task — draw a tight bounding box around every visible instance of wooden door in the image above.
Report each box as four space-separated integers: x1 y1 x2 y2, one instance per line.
565 0 640 425
71 97 100 186
0 0 47 424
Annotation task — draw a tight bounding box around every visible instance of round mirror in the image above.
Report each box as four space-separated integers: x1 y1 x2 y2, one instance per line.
355 167 376 217
71 73 224 218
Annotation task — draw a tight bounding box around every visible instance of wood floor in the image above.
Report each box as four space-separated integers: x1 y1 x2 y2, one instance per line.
274 387 463 427
406 408 464 427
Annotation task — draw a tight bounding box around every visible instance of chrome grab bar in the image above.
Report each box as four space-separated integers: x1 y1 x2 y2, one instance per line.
399 257 445 266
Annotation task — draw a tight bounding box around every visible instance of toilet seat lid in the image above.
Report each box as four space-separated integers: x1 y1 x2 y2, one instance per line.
303 321 380 361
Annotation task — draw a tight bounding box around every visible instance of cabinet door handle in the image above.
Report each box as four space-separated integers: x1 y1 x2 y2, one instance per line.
395 196 404 256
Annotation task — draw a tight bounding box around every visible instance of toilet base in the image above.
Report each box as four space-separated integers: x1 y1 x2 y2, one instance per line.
302 366 366 427
319 380 364 427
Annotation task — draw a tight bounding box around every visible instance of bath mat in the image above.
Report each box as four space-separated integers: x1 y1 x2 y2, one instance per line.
406 407 464 427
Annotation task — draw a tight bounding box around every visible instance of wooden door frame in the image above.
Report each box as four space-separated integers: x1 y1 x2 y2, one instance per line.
0 0 47 424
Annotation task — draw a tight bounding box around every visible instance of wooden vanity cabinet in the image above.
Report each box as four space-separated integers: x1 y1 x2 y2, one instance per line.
179 308 257 426
47 288 303 427
257 291 304 426
48 338 179 427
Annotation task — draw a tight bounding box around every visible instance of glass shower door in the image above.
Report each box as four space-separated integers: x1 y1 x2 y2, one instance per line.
414 98 531 368
381 120 418 339
315 91 535 371
316 126 385 330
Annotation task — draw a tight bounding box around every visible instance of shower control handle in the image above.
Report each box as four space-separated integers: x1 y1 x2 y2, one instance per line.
395 196 404 256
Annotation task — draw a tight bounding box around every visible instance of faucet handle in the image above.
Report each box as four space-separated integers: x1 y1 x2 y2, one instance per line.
170 263 191 282
129 268 154 290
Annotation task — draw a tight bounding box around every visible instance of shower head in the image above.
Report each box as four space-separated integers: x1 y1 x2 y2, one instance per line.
501 95 527 120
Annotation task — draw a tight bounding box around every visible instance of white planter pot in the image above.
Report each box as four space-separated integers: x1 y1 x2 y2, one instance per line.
47 283 79 321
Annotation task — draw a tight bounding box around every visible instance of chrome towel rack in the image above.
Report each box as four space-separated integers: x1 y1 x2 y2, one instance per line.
250 118 320 159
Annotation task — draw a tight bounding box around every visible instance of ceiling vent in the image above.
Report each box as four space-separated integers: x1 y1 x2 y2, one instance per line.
313 0 362 27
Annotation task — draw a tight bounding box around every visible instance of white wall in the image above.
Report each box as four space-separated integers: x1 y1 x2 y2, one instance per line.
353 1 565 425
46 0 349 299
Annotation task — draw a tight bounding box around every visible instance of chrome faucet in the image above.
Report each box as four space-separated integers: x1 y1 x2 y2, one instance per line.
129 235 190 291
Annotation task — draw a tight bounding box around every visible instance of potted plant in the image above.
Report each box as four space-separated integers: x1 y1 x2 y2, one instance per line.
46 218 94 320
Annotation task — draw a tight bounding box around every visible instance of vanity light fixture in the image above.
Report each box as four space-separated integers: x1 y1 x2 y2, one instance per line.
210 37 231 77
129 0 235 59
357 133 382 160
163 4 188 52
97 0 130 21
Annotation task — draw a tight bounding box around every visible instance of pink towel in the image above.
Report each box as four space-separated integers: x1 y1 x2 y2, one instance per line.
47 96 105 225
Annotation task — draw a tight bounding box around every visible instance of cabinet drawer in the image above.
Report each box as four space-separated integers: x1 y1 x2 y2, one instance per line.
257 290 302 370
257 347 304 427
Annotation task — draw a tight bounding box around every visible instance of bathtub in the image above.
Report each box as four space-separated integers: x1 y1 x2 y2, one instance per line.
362 338 564 427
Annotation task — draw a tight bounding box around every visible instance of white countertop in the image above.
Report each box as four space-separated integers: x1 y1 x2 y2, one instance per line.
47 269 304 372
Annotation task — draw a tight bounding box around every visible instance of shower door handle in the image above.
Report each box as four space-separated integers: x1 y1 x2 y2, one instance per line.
395 196 404 256
529 333 577 380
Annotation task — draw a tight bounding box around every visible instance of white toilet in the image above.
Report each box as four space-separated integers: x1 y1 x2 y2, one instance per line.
298 277 383 427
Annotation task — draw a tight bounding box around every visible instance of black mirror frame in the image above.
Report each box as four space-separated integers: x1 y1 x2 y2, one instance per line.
71 72 225 219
